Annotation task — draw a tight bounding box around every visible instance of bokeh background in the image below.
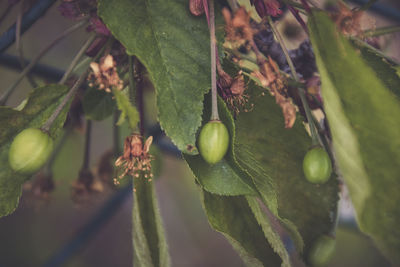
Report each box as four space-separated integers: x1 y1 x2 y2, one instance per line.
0 0 399 266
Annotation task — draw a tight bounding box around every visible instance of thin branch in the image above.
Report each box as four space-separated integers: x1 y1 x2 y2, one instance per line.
59 33 97 84
0 0 58 53
268 16 319 145
363 25 400 37
41 34 108 132
81 120 92 171
0 20 88 105
16 0 37 88
0 3 14 26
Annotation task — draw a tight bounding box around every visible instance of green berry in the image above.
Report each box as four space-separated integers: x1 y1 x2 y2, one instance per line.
198 120 229 164
303 146 332 184
9 128 54 175
308 235 336 267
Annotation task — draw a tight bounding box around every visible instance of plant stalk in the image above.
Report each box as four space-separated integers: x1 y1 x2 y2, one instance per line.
59 33 97 84
81 120 92 171
268 16 319 145
209 0 219 121
363 25 400 37
0 20 88 105
16 0 37 88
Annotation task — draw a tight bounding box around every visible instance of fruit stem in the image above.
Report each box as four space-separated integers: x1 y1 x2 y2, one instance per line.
59 32 97 85
0 19 88 106
113 111 121 158
268 16 319 146
209 0 219 121
16 1 37 88
41 36 111 132
363 25 400 37
134 60 145 136
81 120 92 171
128 56 136 104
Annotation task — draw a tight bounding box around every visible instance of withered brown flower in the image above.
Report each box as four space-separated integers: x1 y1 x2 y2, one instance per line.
252 57 296 128
88 54 124 92
223 7 255 50
189 0 205 16
330 1 364 36
114 134 154 185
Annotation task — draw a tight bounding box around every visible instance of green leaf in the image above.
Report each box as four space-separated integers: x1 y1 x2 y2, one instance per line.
0 84 70 217
132 177 170 267
308 11 400 264
99 0 211 154
112 88 139 130
201 191 282 267
82 87 116 120
185 94 257 196
351 40 400 98
235 82 339 257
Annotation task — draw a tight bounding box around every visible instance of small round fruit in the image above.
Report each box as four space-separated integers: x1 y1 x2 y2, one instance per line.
303 146 332 184
308 235 336 267
9 128 54 174
198 120 229 164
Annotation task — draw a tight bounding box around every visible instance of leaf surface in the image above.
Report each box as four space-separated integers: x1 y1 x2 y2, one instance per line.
132 177 170 267
308 11 400 264
99 0 211 154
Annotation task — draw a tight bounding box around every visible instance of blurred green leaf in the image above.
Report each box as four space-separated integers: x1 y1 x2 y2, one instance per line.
235 82 339 257
352 40 400 98
99 0 211 154
132 177 170 267
82 87 116 120
0 84 69 217
308 11 400 264
112 88 139 130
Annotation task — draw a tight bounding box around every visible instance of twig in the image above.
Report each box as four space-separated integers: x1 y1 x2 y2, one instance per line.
268 16 319 145
16 0 37 88
59 33 97 84
81 120 92 171
41 34 109 132
0 0 58 53
0 20 88 105
363 25 400 37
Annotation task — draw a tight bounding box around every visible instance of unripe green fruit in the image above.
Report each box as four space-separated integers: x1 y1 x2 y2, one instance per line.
9 128 54 174
308 235 336 267
198 120 229 164
303 146 332 184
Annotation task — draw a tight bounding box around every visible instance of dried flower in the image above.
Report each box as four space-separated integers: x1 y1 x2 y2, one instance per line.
252 57 296 128
71 169 104 203
88 54 124 92
251 0 283 18
114 134 154 185
223 7 255 50
330 1 364 36
189 0 205 16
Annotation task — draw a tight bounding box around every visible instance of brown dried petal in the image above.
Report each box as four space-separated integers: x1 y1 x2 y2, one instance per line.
189 0 204 16
230 74 246 95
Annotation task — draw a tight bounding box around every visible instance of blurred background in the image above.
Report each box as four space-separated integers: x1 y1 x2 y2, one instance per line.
0 0 398 266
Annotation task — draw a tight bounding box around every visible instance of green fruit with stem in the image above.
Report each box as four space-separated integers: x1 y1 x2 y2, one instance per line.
198 120 229 164
303 146 332 184
308 235 336 267
9 128 54 175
